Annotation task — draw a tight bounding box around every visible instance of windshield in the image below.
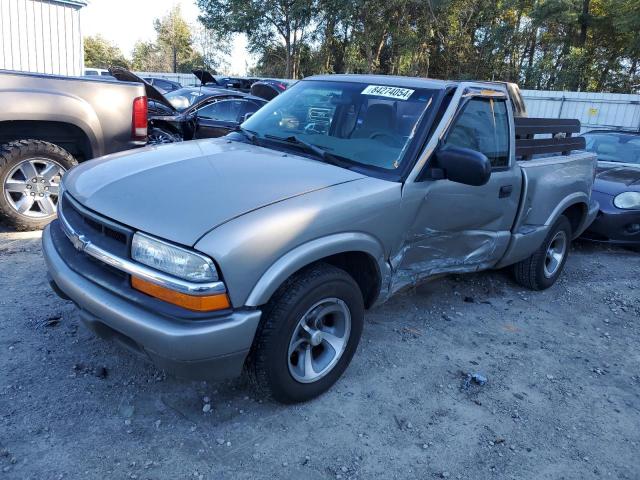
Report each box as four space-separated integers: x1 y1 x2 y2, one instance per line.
165 88 208 111
241 80 439 171
583 133 640 165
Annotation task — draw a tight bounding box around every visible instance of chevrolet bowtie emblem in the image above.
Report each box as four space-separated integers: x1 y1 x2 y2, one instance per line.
60 215 89 252
70 233 88 252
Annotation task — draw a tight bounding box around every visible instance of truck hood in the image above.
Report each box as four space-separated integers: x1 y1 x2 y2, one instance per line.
64 139 365 246
193 69 217 86
594 164 640 196
109 67 176 112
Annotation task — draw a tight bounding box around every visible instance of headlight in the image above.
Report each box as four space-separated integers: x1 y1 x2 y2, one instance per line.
131 232 218 282
613 192 640 210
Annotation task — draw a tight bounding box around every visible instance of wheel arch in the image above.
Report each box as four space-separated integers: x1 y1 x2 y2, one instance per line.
0 120 93 161
545 193 589 239
244 232 389 309
561 202 587 238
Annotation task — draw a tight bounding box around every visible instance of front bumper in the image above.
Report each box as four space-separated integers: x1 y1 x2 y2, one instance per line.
581 191 640 246
42 223 261 380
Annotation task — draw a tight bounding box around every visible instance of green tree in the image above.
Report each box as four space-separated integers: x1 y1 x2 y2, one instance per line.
83 35 130 69
200 0 640 92
198 0 316 78
154 5 196 73
131 41 166 72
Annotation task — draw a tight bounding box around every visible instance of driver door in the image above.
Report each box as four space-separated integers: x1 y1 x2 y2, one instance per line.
396 94 522 281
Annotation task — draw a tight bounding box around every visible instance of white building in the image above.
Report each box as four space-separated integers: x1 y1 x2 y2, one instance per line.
0 0 86 76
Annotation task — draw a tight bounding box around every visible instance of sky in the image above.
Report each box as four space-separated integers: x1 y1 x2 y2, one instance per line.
81 0 252 75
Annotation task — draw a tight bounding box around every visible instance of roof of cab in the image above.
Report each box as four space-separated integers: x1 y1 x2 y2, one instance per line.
304 74 454 89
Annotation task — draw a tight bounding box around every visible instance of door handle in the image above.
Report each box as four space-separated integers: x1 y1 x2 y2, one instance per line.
499 185 513 198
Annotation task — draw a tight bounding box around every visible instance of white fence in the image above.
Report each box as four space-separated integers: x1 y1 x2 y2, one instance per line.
134 71 199 87
521 90 640 133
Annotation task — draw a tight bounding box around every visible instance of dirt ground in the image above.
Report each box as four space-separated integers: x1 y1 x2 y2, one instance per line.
1 227 639 480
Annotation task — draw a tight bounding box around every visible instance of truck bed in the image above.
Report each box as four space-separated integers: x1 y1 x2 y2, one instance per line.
0 69 147 158
494 150 597 268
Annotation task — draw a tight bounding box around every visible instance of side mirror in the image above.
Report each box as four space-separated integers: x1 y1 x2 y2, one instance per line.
242 112 254 122
433 146 491 186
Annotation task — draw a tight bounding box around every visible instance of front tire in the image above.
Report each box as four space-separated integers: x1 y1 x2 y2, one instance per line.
249 263 364 403
0 140 77 231
147 127 182 145
513 215 572 290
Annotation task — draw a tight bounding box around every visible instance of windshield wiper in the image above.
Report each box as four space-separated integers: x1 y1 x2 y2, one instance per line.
233 126 261 146
263 134 345 166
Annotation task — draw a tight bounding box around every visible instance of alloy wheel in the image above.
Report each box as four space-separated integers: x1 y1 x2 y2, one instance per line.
287 298 352 384
3 158 65 218
543 230 567 278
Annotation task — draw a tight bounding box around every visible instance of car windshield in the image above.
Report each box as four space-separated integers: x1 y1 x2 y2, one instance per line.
583 133 640 165
241 80 439 171
165 88 209 111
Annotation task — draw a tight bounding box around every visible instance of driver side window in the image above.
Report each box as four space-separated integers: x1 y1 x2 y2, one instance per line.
445 98 510 168
197 99 243 122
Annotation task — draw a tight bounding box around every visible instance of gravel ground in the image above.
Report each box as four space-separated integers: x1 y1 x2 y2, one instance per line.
1 228 639 480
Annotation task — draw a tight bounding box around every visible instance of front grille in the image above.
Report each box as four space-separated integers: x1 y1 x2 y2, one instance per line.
59 193 134 259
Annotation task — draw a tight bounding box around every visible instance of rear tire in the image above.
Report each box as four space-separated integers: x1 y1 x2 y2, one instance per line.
0 140 77 231
513 215 572 290
249 263 364 404
147 127 182 145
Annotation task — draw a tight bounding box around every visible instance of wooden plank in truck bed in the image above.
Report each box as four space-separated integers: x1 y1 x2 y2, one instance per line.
514 117 585 159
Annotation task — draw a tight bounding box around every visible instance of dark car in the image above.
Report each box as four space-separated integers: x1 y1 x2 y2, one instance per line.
152 87 267 142
249 79 295 100
142 77 182 94
580 130 640 247
110 68 268 144
193 70 259 93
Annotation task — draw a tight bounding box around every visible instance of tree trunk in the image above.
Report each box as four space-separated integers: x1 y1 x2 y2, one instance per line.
292 28 299 79
323 15 336 73
373 33 386 73
285 36 292 78
578 0 590 48
284 7 292 79
597 53 617 91
523 27 537 87
567 0 591 90
511 9 523 81
173 46 177 73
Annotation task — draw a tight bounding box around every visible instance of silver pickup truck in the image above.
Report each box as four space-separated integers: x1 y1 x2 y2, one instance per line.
0 70 147 230
43 75 598 403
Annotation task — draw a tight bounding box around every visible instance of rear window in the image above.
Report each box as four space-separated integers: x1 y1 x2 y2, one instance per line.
165 88 209 112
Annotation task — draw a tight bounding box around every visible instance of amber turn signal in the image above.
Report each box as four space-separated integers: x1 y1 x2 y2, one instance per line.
131 276 231 312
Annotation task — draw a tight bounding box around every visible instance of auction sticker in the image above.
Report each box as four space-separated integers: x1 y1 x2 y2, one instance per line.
361 85 415 100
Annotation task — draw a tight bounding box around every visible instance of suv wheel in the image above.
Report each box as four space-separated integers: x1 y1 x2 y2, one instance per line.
0 140 77 231
249 263 364 403
513 215 572 290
